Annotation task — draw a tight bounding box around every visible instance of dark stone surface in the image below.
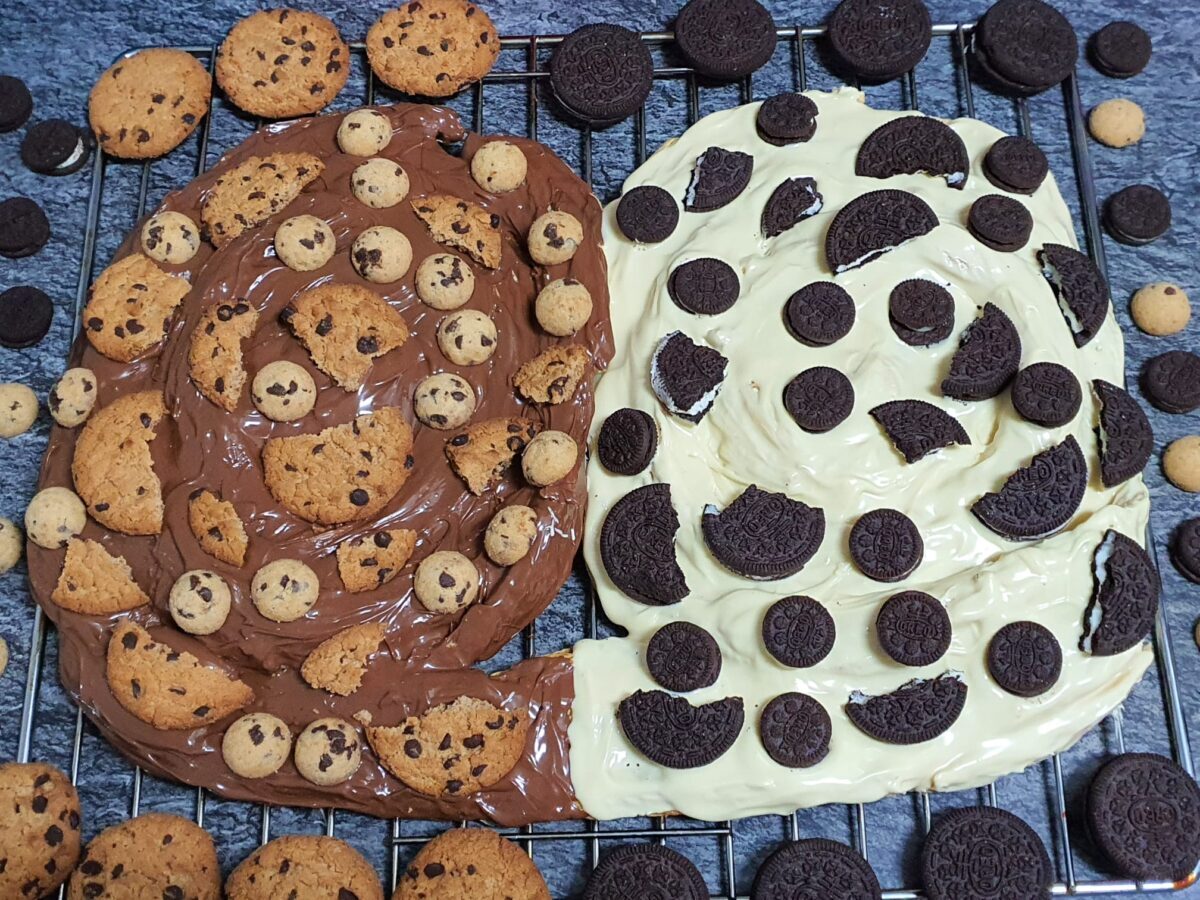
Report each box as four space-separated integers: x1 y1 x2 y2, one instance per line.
0 1 1196 896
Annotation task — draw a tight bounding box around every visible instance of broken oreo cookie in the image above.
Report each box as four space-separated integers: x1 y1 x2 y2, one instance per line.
1142 350 1200 414
702 485 825 580
846 672 967 745
888 278 955 346
597 407 658 476
759 692 832 769
1104 184 1171 245
825 189 937 273
983 135 1049 195
855 116 968 188
974 0 1079 96
685 146 754 213
668 257 740 316
549 24 653 127
617 689 744 769
585 844 709 900
646 621 722 693
783 366 854 434
784 281 856 347
827 0 933 83
752 839 883 900
876 591 951 667
674 0 777 81
650 331 728 423
756 93 819 146
922 806 1052 900
968 194 1033 252
600 483 689 606
762 596 836 669
762 177 823 238
1171 518 1200 585
1010 362 1082 427
973 435 1087 540
1081 529 1159 656
1089 21 1152 79
870 400 970 463
1040 243 1110 348
1093 379 1153 488
941 302 1021 401
849 508 923 582
987 621 1062 697
616 185 680 244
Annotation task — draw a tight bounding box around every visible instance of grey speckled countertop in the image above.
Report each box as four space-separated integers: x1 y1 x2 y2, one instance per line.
1 0 1198 896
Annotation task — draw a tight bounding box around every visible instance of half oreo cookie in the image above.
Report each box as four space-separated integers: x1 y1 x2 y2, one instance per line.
870 399 970 463
1093 379 1153 488
855 116 968 188
618 689 744 769
941 302 1021 401
650 331 728 423
1040 243 1110 348
761 177 823 238
845 672 967 745
600 483 689 606
825 189 938 272
1080 529 1159 657
973 436 1087 540
702 485 825 580
685 146 754 213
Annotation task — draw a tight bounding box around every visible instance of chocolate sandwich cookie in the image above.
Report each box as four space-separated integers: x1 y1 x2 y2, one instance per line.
601 483 689 605
0 285 54 349
785 281 856 347
585 845 708 900
650 330 728 422
616 185 679 244
876 590 950 666
1093 379 1153 487
550 24 653 127
1087 753 1200 881
756 93 819 146
1010 362 1081 427
987 620 1062 697
761 177 823 238
968 194 1032 252
1081 529 1159 656
888 278 955 346
0 196 50 259
762 595 836 668
702 485 825 579
668 257 740 315
618 689 744 769
759 692 831 769
1039 243 1110 347
973 436 1087 540
21 119 94 176
1142 350 1200 414
983 135 1049 194
941 302 1021 400
783 366 854 433
674 0 777 81
974 0 1079 96
646 621 721 692
597 407 658 476
825 189 937 272
752 839 882 900
1104 184 1171 245
870 399 970 463
1171 518 1200 584
856 116 968 188
685 146 754 212
1090 21 1152 78
0 75 32 132
922 806 1052 900
850 509 923 582
846 672 967 744
827 0 933 83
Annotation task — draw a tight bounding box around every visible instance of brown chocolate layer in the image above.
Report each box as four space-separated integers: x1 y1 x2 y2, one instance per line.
27 103 609 824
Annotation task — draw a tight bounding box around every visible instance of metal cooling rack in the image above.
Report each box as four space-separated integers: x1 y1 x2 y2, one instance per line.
12 22 1198 898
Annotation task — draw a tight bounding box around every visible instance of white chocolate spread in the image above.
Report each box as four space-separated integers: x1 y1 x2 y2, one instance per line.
570 88 1151 822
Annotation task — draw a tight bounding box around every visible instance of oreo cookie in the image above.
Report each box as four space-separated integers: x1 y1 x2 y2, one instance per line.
941 302 1021 401
1080 529 1159 656
921 806 1052 900
751 839 882 900
870 399 970 463
973 436 1087 540
849 508 923 583
21 119 94 176
668 257 740 316
827 0 933 83
0 75 33 133
0 286 54 349
597 408 658 476
759 693 832 769
674 0 777 81
1087 753 1200 881
617 689 744 769
888 278 955 346
876 591 950 667
550 24 653 127
616 186 680 244
845 672 967 745
0 196 50 259
974 0 1079 96
685 146 754 213
1171 518 1200 585
1093 379 1153 488
584 844 709 900
968 194 1033 252
783 366 854 434
855 116 968 188
650 330 728 423
987 621 1062 697
756 93 819 146
983 136 1049 195
1142 350 1200 414
1089 21 1152 79
600 483 689 606
1040 243 1110 348
784 282 856 347
761 177 823 238
1010 362 1082 427
702 485 825 580
1104 184 1171 245
646 621 722 693
825 189 938 273
762 596 836 668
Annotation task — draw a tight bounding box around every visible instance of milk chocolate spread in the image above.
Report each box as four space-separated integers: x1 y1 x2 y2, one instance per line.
27 103 608 824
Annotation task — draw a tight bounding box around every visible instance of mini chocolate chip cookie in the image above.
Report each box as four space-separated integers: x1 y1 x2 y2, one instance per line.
351 157 410 208
251 558 319 621
337 108 392 156
522 430 578 486
168 569 233 635
0 762 82 900
251 359 317 421
140 210 201 264
414 550 480 613
484 505 538 565
535 278 593 336
1089 98 1145 148
366 0 500 98
414 371 477 430
0 516 22 573
416 252 475 309
528 210 583 265
68 813 220 900
1131 282 1190 336
49 367 98 427
0 382 37 437
294 716 362 785
25 486 85 549
352 224 413 283
222 712 293 779
471 140 528 192
274 214 335 271
437 309 497 365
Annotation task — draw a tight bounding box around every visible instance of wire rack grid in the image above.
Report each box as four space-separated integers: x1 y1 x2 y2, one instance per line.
10 20 1198 899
